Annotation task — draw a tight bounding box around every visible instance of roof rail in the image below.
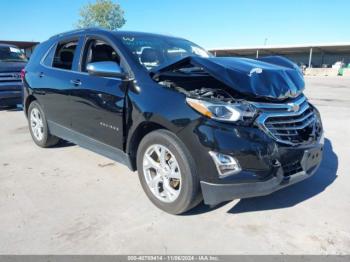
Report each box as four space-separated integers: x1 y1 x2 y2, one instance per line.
49 27 110 39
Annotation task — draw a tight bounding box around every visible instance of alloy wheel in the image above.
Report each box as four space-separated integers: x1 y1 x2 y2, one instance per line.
30 108 44 141
142 144 182 203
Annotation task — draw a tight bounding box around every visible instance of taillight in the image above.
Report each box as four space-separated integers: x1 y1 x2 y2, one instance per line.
20 69 26 81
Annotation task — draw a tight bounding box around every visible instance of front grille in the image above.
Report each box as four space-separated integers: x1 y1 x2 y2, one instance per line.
0 72 21 82
254 96 320 145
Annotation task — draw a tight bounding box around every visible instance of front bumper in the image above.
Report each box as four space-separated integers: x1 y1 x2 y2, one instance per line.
201 141 323 205
176 116 324 206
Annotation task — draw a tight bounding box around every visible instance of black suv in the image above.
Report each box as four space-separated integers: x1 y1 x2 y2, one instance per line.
0 44 27 107
23 28 324 214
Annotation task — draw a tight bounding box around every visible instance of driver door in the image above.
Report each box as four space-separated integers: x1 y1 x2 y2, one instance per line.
69 37 127 149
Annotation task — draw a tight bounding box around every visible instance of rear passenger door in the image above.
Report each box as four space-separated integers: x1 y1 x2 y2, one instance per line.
69 36 127 149
37 37 83 127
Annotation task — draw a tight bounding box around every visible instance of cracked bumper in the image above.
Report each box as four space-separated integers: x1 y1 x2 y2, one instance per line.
201 141 324 205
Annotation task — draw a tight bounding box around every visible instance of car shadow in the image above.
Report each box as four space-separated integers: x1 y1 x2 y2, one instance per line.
50 140 76 148
184 138 338 215
227 138 337 214
182 201 230 216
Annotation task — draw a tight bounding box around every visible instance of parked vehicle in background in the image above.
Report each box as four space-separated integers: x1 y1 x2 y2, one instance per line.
332 61 344 69
23 28 324 214
0 44 27 107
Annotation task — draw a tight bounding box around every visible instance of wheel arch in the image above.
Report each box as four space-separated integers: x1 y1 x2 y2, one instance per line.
127 121 169 170
24 95 37 117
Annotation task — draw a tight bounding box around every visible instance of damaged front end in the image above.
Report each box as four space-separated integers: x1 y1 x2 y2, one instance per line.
152 55 324 205
152 55 322 146
152 55 305 100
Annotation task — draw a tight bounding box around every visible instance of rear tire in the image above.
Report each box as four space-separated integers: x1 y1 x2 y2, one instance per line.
136 129 202 215
28 101 60 148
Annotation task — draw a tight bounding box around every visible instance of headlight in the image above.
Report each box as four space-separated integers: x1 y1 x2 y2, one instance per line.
186 97 256 123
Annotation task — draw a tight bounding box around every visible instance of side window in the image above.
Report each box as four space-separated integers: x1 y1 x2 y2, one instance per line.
82 39 120 72
52 40 78 70
42 44 56 66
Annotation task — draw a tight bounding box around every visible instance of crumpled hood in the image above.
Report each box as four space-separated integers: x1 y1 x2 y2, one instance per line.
154 55 305 100
0 61 27 73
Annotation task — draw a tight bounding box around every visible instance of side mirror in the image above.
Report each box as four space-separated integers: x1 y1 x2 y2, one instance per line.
86 61 127 79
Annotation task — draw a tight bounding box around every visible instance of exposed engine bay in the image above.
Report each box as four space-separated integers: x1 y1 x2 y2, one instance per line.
156 73 237 103
151 55 305 102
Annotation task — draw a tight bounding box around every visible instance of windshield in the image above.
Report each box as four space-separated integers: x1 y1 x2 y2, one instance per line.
0 46 28 62
120 35 212 70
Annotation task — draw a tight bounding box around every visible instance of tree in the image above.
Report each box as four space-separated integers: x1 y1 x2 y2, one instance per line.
77 0 126 30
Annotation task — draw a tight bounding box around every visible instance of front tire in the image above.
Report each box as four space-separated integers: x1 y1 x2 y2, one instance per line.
136 130 202 214
28 101 60 148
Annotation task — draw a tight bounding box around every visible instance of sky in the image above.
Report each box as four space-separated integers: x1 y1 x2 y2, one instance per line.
1 0 349 49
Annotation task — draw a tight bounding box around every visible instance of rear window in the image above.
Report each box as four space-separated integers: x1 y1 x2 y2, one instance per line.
0 46 27 62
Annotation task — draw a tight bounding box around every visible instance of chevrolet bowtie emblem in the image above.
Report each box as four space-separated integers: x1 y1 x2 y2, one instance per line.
287 103 300 112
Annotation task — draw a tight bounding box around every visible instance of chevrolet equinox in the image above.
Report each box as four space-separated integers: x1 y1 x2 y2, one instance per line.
23 28 324 214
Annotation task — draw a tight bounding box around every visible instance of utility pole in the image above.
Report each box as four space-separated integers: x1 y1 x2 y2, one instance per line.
308 48 313 68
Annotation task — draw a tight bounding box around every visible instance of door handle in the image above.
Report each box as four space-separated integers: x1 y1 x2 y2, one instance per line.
39 72 44 78
70 79 82 86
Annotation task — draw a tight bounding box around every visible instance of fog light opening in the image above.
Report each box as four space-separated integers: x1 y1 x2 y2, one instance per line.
209 151 242 178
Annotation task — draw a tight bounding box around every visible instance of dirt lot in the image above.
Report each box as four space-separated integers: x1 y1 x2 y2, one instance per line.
0 76 349 254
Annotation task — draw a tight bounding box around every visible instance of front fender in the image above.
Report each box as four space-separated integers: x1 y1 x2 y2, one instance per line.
124 82 199 160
